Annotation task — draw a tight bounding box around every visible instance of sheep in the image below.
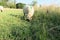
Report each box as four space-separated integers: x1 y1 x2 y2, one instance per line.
0 6 3 12
23 5 34 21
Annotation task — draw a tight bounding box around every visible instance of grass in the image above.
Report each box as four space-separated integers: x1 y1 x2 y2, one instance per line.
0 7 60 40
0 8 31 40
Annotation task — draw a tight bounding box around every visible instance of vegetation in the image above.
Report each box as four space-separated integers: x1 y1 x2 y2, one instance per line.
16 3 25 9
0 0 60 40
0 7 60 40
0 0 16 8
0 0 38 8
0 9 30 40
0 0 8 6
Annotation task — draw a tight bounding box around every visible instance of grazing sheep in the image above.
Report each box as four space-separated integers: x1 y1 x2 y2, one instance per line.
23 5 34 21
0 6 3 12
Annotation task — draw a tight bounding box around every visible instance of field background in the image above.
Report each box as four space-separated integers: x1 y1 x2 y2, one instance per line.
0 7 60 40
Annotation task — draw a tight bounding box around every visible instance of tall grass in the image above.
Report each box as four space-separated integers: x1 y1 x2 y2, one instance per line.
30 7 60 40
0 7 60 40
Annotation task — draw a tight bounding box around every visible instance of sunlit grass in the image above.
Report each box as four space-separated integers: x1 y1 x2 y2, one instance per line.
0 7 60 40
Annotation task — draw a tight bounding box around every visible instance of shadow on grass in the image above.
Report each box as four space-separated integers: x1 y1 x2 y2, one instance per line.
9 14 32 22
9 14 24 20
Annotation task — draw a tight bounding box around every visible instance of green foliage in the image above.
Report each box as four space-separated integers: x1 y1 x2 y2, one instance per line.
0 2 2 5
7 3 16 8
0 0 8 6
0 0 16 8
30 10 47 40
45 12 60 40
0 8 60 40
16 3 25 9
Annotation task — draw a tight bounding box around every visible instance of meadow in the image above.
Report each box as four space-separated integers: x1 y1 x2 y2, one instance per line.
0 8 31 40
0 7 60 40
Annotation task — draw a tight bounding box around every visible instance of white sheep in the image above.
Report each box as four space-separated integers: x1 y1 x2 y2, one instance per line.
23 5 34 21
0 6 3 12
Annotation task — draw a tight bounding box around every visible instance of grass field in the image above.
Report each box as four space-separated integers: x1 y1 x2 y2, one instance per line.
0 8 31 40
0 8 30 27
0 7 60 40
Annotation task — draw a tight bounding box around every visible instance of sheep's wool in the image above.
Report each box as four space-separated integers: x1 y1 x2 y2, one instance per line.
0 6 3 10
23 5 34 20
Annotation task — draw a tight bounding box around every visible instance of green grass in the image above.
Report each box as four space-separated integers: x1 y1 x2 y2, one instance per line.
0 8 31 40
0 8 60 40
